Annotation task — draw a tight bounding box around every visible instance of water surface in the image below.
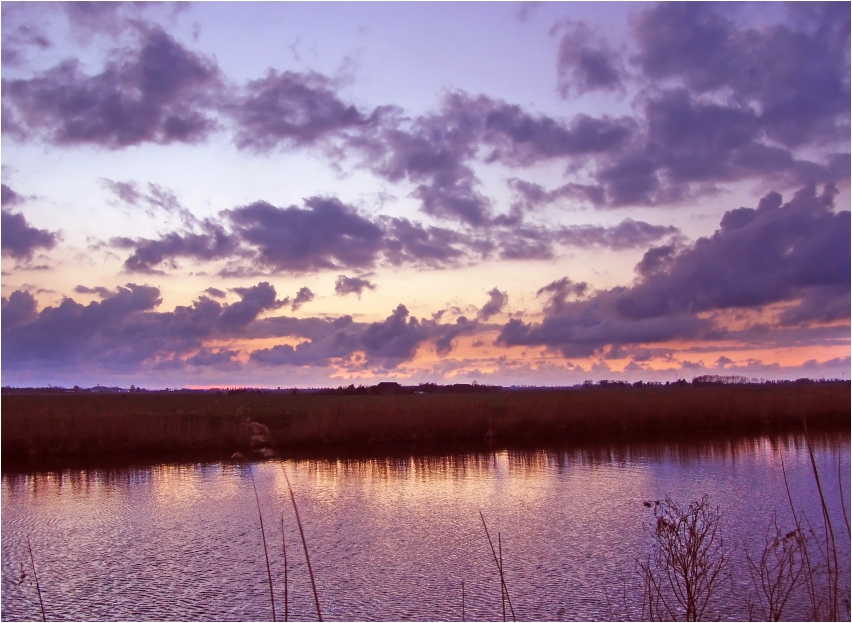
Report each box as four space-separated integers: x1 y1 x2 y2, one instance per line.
2 436 849 621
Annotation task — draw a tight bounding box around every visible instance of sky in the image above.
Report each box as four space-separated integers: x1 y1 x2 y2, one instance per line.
1 1 849 389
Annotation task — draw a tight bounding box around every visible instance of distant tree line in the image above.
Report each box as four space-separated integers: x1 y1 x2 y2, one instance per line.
1 376 845 396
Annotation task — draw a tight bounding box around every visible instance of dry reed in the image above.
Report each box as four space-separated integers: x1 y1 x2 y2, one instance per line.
479 511 516 622
249 468 276 622
3 383 848 470
281 516 289 622
26 535 46 622
281 466 322 622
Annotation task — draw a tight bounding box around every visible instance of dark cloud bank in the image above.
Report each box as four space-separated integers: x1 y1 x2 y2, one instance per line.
110 194 677 275
498 184 850 358
1 282 482 374
3 185 846 378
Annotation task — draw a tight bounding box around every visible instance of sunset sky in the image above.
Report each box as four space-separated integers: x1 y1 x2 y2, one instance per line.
2 2 849 389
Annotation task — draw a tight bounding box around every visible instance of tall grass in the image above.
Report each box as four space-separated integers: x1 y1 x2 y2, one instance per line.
479 511 516 622
281 466 322 622
3 383 848 469
281 517 289 622
26 535 46 622
249 468 276 622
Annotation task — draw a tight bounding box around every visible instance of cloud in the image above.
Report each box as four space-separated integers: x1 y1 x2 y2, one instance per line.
102 179 196 224
229 70 382 150
116 196 388 274
614 184 850 321
185 347 240 369
1 209 59 260
593 89 844 207
112 188 679 275
2 26 221 147
335 275 376 297
1 290 38 328
514 3 541 23
227 197 385 272
482 103 634 166
556 218 679 250
1 281 294 371
219 282 286 331
291 286 314 311
1 22 51 68
357 91 633 225
2 283 166 366
497 184 849 357
477 287 507 320
74 285 113 298
115 220 237 274
553 20 625 96
536 277 589 314
250 303 479 369
1 183 24 207
507 178 605 209
631 3 850 148
381 217 468 267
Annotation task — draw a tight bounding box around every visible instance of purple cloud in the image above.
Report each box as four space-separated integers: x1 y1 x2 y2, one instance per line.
335 275 376 298
553 20 625 96
219 282 286 331
229 70 383 150
477 287 508 321
250 303 478 369
226 197 385 272
2 281 294 371
2 26 221 147
497 184 850 357
1 209 58 260
291 286 314 311
632 3 850 148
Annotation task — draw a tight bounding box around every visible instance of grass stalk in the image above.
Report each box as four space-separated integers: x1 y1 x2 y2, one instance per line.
804 425 840 620
837 455 850 539
779 450 820 618
479 511 516 621
26 535 46 622
462 581 465 622
249 467 276 622
498 533 506 621
281 465 322 622
282 516 289 622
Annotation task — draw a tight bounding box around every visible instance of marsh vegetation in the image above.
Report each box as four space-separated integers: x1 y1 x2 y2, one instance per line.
2 381 848 470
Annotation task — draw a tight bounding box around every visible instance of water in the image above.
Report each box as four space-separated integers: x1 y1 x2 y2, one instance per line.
2 436 849 621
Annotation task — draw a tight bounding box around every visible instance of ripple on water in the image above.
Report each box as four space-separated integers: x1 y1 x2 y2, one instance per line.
2 438 849 621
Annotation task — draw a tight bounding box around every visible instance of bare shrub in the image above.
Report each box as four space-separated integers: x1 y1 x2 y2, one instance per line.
639 496 729 621
746 512 805 621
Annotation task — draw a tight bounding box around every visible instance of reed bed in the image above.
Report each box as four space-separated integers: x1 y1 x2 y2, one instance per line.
2 383 848 470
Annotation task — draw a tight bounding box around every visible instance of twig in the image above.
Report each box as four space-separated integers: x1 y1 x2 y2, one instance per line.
250 467 276 622
478 511 516 621
281 465 322 621
26 535 46 622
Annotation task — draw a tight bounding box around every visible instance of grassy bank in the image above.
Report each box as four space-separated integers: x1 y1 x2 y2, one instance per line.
2 382 849 471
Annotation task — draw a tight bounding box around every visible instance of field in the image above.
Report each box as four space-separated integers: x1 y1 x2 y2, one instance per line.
2 382 849 471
